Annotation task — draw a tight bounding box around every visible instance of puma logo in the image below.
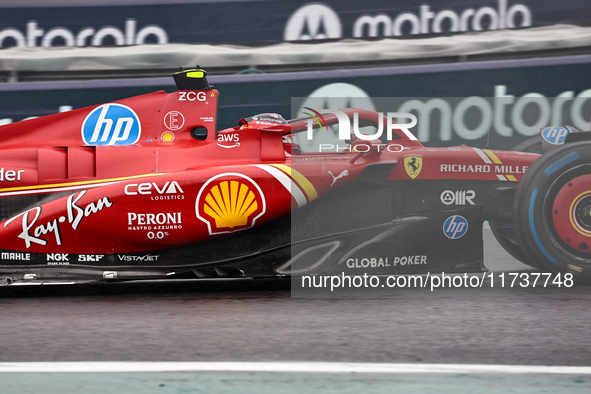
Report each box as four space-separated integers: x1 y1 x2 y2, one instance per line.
328 170 349 186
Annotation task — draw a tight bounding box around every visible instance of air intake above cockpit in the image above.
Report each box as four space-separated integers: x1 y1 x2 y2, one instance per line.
173 66 212 90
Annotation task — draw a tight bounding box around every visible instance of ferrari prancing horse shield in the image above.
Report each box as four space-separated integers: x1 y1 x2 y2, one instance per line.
404 155 423 179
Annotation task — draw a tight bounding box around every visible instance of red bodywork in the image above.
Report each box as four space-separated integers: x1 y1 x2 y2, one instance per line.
0 83 539 258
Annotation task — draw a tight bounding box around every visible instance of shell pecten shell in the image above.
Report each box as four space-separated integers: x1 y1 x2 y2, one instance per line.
203 180 258 229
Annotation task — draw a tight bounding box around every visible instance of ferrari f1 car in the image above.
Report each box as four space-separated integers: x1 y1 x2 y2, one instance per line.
1 68 591 285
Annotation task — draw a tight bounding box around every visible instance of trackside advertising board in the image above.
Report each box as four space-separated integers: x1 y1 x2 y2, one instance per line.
0 0 589 47
0 56 590 149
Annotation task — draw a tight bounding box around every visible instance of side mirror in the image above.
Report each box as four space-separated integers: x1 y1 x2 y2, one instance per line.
191 127 208 140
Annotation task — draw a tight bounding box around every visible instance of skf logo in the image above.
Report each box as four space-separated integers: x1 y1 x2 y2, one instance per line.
82 104 141 146
196 173 266 235
78 255 104 262
404 155 423 179
284 3 342 41
178 91 206 102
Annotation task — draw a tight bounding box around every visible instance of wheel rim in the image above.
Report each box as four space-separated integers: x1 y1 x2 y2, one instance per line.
551 173 591 255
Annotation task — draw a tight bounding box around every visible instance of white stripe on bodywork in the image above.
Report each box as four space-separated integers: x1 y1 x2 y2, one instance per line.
473 147 492 164
253 164 307 208
496 175 507 181
0 181 120 197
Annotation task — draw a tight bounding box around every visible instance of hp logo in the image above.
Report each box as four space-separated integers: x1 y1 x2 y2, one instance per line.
541 126 572 145
82 104 141 146
443 215 468 239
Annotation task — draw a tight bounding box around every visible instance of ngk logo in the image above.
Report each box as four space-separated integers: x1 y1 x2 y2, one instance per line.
47 253 69 262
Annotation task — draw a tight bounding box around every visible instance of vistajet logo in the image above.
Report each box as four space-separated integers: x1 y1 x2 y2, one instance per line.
285 0 532 41
0 19 168 48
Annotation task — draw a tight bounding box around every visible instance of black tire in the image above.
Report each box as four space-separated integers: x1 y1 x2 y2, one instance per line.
489 136 542 268
514 141 591 282
511 135 542 154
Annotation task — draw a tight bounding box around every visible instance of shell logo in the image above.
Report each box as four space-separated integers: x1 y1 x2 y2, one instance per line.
161 131 175 142
196 173 266 235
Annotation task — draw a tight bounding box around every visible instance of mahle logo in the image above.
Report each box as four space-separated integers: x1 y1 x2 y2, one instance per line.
284 3 342 41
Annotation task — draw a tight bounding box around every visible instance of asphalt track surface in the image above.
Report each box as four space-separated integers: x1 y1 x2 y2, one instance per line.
1 226 590 365
1 227 591 392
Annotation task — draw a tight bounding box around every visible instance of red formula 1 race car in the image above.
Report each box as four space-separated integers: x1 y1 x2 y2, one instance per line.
0 68 590 285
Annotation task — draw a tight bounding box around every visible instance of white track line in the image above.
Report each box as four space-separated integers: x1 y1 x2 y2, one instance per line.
0 362 590 374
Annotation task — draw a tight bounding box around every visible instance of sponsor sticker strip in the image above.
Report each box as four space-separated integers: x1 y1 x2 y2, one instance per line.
0 173 165 197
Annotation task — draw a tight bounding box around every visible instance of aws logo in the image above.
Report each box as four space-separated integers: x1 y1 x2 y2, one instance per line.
284 3 342 41
196 173 266 235
82 103 141 146
217 133 240 148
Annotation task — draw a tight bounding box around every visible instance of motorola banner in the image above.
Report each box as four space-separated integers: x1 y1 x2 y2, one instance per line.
1 56 590 149
0 0 589 47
